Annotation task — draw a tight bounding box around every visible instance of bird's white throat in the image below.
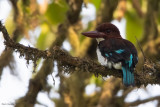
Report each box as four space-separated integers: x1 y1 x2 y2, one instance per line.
96 38 105 43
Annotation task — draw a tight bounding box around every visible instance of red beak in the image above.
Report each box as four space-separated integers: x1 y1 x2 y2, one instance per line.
81 31 105 38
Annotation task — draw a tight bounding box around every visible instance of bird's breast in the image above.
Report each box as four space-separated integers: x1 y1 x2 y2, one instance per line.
96 48 122 70
96 48 108 66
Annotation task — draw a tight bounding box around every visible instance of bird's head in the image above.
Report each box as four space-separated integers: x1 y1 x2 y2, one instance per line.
82 23 121 43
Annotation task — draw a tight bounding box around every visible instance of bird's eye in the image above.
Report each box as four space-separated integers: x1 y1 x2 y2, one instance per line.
106 29 111 33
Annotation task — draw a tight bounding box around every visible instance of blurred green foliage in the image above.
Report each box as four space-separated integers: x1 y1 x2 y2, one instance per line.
90 75 103 86
37 23 55 50
45 0 69 25
89 0 101 11
125 11 143 44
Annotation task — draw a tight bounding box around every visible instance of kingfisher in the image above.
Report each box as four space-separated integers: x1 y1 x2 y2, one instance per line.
82 23 138 86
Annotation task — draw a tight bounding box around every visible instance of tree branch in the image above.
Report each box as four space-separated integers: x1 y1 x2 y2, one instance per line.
140 0 159 45
96 0 118 24
1 21 160 87
131 0 144 18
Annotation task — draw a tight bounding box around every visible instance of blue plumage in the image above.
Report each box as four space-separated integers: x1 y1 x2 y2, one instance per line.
103 48 136 86
122 66 134 86
115 49 124 54
105 53 109 57
122 54 134 86
104 49 136 86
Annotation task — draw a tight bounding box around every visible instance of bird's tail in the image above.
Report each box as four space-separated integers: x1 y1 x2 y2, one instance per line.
122 65 134 86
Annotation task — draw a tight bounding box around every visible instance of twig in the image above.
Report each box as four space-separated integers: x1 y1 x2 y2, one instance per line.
51 73 55 86
135 36 146 62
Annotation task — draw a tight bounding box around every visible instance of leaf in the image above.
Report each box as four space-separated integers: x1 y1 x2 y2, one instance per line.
125 11 143 44
37 23 55 49
90 75 103 86
45 0 69 25
5 11 15 36
89 0 101 11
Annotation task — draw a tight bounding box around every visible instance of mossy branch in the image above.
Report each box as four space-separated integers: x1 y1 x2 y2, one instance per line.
0 21 160 87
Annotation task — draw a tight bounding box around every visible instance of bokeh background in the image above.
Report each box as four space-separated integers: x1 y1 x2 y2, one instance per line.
0 0 160 107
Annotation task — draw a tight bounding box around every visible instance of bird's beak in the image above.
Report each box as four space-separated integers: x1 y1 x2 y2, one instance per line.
81 31 105 38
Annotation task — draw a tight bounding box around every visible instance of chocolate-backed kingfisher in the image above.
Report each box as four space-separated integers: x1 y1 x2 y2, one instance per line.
82 23 138 86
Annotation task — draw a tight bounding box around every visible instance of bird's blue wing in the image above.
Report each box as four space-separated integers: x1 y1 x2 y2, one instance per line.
103 48 130 63
98 38 137 65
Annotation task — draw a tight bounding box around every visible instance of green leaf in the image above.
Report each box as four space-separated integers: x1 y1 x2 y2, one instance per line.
37 24 49 49
5 12 15 36
45 0 69 25
125 11 143 44
90 75 103 86
37 23 55 49
89 0 101 11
